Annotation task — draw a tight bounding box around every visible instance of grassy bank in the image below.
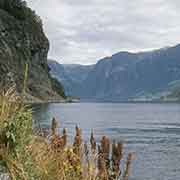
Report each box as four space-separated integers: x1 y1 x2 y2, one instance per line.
0 89 133 180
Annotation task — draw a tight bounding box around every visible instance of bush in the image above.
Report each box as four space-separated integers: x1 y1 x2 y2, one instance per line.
0 88 40 179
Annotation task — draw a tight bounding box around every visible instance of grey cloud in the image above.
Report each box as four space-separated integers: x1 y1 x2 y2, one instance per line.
27 0 180 64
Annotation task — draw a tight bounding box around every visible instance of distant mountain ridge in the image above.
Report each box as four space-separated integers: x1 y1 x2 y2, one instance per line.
48 60 94 96
49 44 180 101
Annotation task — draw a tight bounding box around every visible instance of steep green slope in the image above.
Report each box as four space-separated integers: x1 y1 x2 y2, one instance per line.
0 0 65 102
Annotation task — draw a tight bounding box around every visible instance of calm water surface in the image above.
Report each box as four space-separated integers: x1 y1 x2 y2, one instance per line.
32 103 180 180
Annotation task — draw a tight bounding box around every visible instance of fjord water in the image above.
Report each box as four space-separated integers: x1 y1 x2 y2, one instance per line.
32 103 180 180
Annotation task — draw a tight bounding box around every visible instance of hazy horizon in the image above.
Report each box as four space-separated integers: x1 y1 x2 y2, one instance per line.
49 43 178 66
27 0 180 65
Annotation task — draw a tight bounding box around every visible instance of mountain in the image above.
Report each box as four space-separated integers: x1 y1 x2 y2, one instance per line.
48 60 94 96
0 0 65 102
79 45 180 101
49 44 180 102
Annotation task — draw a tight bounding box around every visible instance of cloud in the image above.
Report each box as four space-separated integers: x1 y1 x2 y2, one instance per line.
27 0 180 64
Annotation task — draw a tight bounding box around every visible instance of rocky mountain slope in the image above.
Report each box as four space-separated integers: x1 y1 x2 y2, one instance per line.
49 44 180 102
48 60 93 96
0 0 65 102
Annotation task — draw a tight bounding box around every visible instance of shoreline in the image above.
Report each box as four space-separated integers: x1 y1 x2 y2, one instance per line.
25 99 180 105
24 98 80 105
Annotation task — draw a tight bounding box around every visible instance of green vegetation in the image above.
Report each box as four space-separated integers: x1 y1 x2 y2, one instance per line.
0 88 38 179
0 0 26 19
23 63 29 96
166 89 180 101
0 0 65 102
0 89 133 180
0 0 42 26
51 77 66 99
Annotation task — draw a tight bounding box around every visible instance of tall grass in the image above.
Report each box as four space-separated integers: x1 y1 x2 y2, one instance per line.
22 63 29 96
0 89 133 180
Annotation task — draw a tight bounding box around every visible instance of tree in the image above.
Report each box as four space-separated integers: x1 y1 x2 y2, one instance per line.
0 0 27 20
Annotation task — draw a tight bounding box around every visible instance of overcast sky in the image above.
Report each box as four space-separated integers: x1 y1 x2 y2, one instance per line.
27 0 180 64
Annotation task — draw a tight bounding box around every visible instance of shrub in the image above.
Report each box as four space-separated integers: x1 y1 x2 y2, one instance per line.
0 87 40 179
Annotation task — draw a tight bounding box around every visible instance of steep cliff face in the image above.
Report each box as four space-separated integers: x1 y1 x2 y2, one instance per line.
0 1 65 101
80 46 180 101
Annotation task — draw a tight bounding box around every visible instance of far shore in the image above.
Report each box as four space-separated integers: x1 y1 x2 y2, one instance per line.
25 98 180 105
24 97 80 105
